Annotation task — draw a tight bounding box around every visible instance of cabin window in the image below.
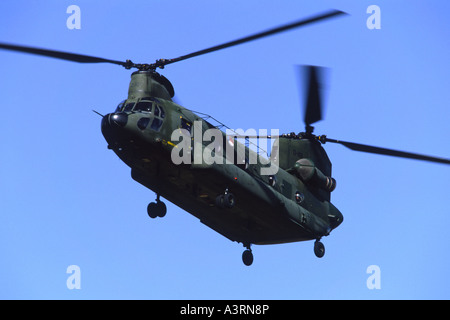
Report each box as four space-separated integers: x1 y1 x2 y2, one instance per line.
151 118 163 131
137 117 151 130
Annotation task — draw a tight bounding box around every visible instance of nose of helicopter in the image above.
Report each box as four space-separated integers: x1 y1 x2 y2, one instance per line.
101 112 128 133
109 112 128 127
101 112 129 147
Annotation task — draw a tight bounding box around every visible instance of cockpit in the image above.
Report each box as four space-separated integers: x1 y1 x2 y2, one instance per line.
115 97 166 132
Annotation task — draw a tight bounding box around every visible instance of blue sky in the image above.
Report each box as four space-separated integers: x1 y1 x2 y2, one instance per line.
0 0 449 299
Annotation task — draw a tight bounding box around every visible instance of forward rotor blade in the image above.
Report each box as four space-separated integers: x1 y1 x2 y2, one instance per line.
157 9 347 68
0 42 128 67
323 137 450 165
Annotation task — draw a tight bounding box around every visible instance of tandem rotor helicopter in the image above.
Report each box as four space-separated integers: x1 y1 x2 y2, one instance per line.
1 9 449 266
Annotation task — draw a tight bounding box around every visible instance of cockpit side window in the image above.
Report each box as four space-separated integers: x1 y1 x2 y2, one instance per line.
115 100 125 113
150 104 165 132
150 118 163 131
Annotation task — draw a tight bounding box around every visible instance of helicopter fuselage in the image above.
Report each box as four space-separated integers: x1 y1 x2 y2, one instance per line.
100 71 343 248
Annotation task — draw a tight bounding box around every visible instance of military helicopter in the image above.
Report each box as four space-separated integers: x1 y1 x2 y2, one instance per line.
1 9 449 266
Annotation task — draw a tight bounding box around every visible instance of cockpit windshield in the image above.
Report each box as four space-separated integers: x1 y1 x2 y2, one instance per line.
123 102 135 112
118 97 157 113
134 101 152 112
116 98 165 132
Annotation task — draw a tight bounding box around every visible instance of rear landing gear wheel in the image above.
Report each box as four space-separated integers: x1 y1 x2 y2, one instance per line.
242 250 253 266
314 240 325 258
147 202 158 218
242 243 253 266
147 195 167 219
155 201 166 217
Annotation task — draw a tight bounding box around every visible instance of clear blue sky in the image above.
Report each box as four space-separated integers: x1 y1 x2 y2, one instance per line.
0 0 449 299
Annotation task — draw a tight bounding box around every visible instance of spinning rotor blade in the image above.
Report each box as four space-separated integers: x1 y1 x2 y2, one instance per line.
322 137 450 165
0 42 130 67
0 9 347 71
302 65 324 127
155 10 347 68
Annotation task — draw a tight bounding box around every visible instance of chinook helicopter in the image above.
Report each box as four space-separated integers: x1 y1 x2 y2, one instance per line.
1 10 449 266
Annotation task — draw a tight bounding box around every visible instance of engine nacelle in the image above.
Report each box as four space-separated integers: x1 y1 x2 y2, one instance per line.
294 158 336 192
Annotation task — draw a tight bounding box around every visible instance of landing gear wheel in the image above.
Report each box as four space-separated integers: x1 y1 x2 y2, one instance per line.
242 249 254 266
242 243 253 266
223 193 235 208
147 202 158 218
215 194 225 209
314 240 325 258
215 191 235 209
147 196 167 219
156 201 167 217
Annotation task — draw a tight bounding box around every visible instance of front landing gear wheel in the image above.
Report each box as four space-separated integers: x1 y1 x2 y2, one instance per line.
215 191 236 209
223 193 235 208
314 240 325 258
215 194 225 209
242 249 253 266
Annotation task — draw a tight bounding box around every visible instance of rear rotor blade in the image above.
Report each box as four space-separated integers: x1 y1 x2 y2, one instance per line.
0 42 130 67
323 137 450 165
156 9 347 68
302 65 324 127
